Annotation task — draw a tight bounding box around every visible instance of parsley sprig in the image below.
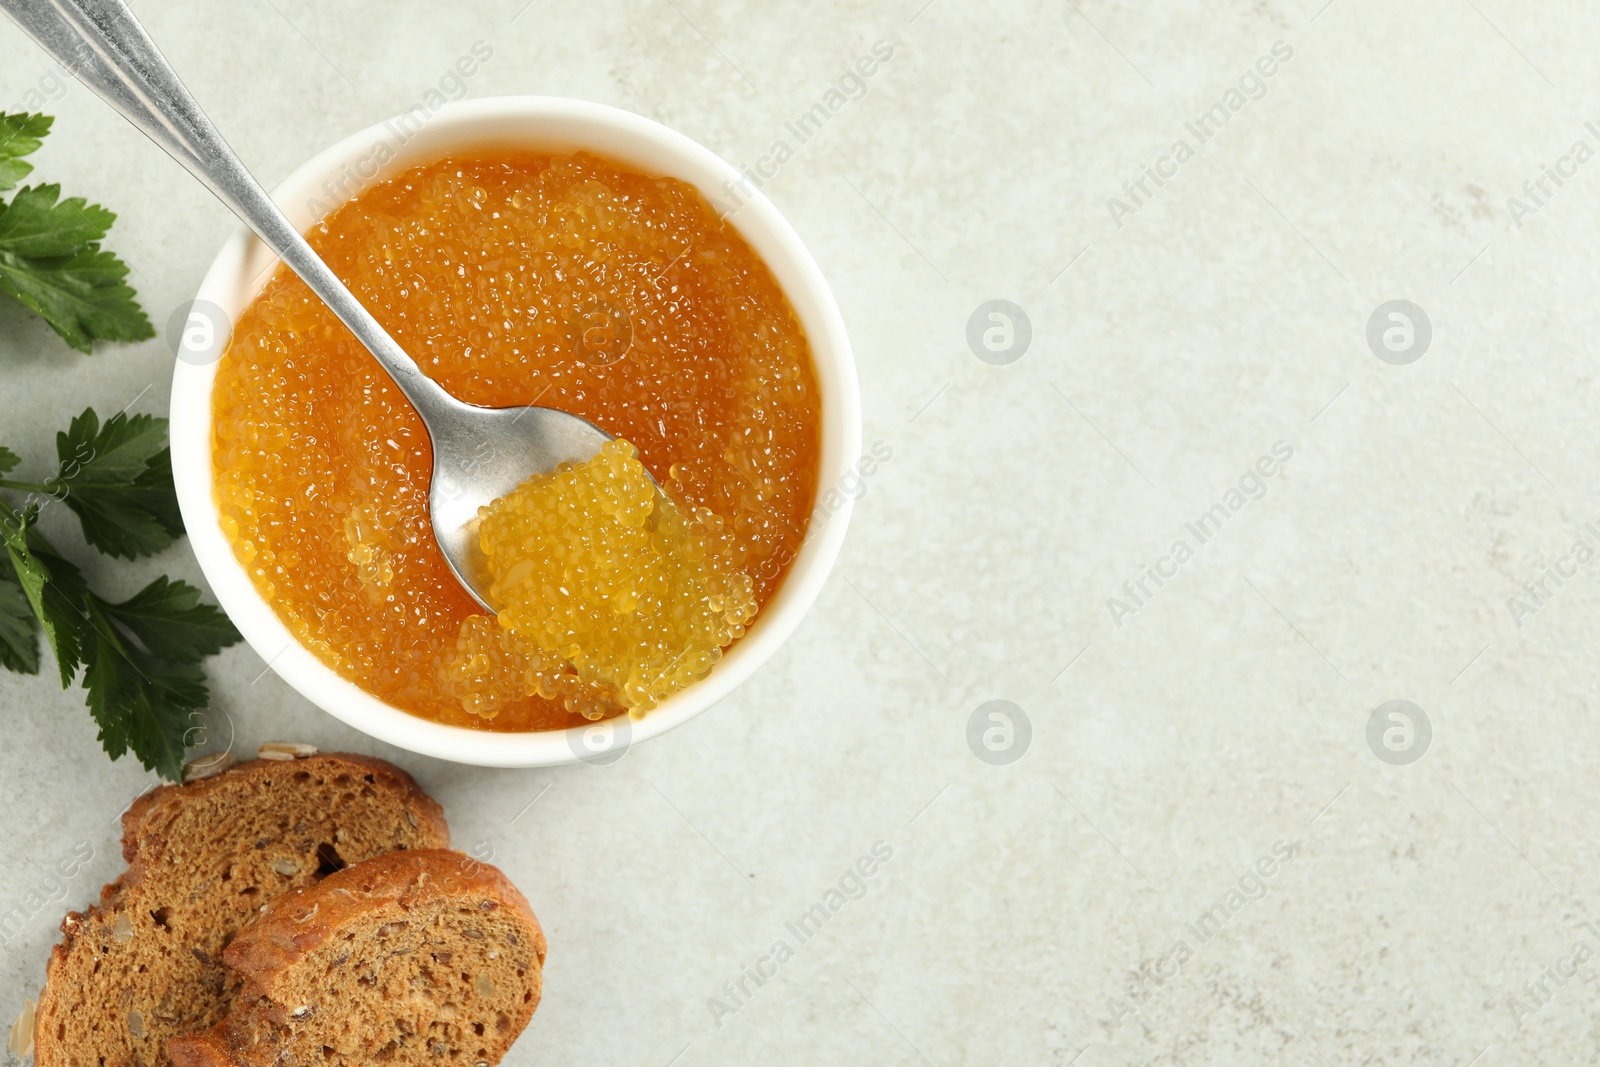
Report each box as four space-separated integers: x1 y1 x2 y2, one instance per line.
0 112 154 353
0 408 241 781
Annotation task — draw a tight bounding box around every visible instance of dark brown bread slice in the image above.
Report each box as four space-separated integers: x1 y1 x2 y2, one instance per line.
166 849 546 1067
33 754 449 1067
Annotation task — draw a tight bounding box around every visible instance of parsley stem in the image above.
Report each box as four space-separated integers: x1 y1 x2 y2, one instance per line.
0 478 53 493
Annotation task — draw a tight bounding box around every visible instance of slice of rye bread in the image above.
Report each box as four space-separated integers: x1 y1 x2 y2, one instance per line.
33 754 449 1067
166 849 546 1067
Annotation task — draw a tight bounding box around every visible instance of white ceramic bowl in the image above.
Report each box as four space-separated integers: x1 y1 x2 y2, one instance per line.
171 97 859 767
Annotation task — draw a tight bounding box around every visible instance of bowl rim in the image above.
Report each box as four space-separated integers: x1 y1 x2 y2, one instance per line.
170 95 860 767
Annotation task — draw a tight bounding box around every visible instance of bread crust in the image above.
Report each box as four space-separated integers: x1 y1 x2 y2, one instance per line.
33 754 449 1067
119 753 449 860
232 848 545 992
167 850 546 1067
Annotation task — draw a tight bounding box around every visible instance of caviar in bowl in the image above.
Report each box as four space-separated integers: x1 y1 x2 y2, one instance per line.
170 98 860 767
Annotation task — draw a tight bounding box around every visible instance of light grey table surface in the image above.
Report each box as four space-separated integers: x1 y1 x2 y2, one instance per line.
2 2 1598 1064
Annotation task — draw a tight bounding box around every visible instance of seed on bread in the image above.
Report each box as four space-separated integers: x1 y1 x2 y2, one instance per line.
257 741 318 760
182 752 238 783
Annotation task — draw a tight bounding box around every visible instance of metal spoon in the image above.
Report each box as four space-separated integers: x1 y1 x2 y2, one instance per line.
1 0 614 610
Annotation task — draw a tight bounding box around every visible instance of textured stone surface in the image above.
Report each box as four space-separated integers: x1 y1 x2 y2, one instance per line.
2 2 1598 1064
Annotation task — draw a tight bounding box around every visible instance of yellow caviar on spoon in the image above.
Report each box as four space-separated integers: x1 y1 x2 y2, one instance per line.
444 439 756 720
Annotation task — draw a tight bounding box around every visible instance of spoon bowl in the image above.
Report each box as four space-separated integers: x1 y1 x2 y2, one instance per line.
427 399 616 611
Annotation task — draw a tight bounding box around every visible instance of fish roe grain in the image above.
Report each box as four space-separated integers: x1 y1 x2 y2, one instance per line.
212 151 820 731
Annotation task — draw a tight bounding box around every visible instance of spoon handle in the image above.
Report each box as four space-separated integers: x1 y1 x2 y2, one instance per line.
0 0 457 419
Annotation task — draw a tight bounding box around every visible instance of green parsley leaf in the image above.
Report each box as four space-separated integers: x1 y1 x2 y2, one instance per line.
0 544 39 674
82 598 206 782
51 408 182 557
0 242 154 354
0 116 152 352
2 508 90 688
0 184 117 258
56 406 166 483
99 576 240 662
0 409 240 781
0 112 51 193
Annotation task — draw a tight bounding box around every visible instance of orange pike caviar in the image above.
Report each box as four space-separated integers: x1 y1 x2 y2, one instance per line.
212 151 820 731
